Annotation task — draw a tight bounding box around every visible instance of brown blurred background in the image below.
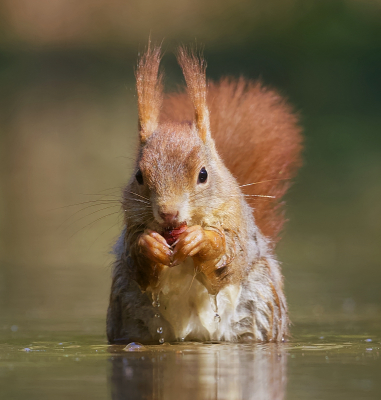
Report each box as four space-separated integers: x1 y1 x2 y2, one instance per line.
0 0 380 336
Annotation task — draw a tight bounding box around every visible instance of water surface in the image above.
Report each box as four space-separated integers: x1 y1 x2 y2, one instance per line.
1 319 380 400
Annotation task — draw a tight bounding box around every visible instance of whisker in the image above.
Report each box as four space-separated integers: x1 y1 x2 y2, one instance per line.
61 204 121 233
68 211 121 239
50 199 121 210
126 212 152 219
97 186 124 193
243 194 276 199
188 186 209 199
127 217 155 238
124 209 152 215
80 193 120 198
128 198 152 206
126 209 152 215
240 178 289 188
87 219 123 252
59 202 121 228
190 193 276 201
129 191 150 201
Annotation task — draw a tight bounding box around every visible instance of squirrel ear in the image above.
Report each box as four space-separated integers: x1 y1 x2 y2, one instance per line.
177 47 211 143
136 41 163 144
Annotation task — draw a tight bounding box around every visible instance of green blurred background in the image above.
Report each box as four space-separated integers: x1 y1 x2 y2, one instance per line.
0 0 380 338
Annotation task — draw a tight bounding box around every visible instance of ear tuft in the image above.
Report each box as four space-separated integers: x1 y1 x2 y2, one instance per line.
136 40 163 143
177 47 210 142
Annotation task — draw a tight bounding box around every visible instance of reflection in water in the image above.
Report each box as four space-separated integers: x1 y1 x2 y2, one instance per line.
109 344 286 400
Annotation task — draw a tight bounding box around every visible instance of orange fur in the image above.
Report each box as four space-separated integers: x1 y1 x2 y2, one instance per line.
136 41 163 142
161 77 303 243
107 45 300 343
177 48 210 142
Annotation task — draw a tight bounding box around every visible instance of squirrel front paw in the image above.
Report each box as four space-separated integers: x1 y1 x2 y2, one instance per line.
138 229 173 266
172 225 225 268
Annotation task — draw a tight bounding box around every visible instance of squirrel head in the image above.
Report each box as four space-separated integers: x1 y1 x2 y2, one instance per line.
124 42 240 232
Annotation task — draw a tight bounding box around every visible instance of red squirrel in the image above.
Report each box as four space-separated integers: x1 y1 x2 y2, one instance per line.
107 42 302 343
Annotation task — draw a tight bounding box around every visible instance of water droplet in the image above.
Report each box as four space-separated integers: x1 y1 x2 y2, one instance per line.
180 338 185 342
154 313 160 318
159 338 165 344
214 314 221 323
157 327 163 334
123 342 146 352
152 292 160 308
209 294 218 314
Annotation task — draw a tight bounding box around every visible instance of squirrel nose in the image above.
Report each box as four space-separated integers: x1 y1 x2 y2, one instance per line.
159 211 179 223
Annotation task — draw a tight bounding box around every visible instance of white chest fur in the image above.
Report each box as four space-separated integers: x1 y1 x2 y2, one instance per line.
146 258 242 342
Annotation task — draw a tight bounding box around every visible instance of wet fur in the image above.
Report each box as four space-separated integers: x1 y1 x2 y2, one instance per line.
107 44 302 343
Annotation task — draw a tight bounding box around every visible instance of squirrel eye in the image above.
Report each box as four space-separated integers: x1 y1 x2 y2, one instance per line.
198 167 208 184
135 169 144 185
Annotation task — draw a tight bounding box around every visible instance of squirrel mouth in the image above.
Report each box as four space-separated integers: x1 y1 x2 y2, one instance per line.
161 222 188 246
161 221 184 229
